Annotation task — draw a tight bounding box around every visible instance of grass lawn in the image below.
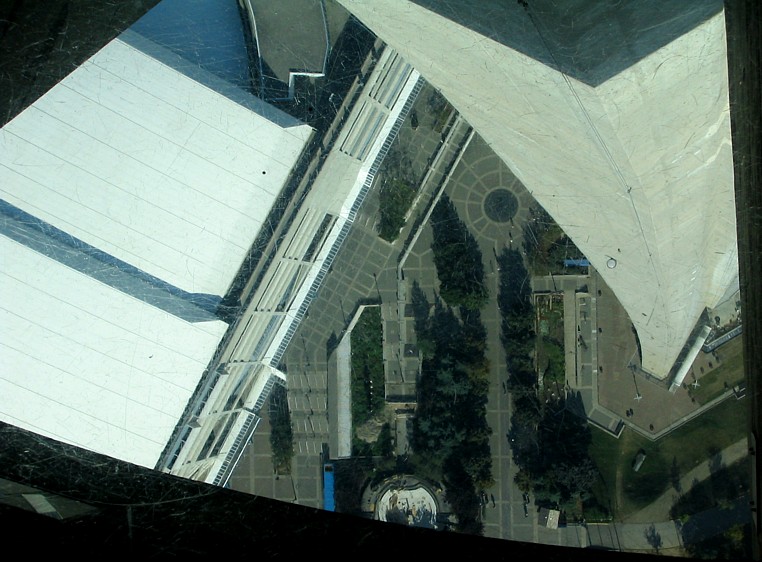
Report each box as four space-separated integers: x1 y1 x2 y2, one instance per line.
537 336 565 392
670 458 750 519
690 338 745 404
351 306 385 426
536 293 564 338
535 294 565 393
589 396 748 519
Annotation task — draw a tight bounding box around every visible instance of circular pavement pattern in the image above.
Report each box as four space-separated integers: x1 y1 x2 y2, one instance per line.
444 136 534 248
483 188 518 223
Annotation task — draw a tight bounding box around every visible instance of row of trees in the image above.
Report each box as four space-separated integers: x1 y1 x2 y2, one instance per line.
430 195 488 310
268 385 294 474
498 248 597 505
415 199 491 532
350 307 385 426
662 458 750 561
410 281 492 534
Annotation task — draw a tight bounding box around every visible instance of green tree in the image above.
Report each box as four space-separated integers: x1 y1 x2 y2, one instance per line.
373 423 394 458
462 437 494 489
685 524 753 559
459 308 488 366
522 205 584 275
430 195 488 309
268 385 294 473
378 178 416 241
546 459 598 500
443 456 484 534
515 468 533 493
350 307 384 426
410 296 493 534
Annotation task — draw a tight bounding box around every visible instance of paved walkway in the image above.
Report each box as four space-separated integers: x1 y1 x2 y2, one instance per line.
229 78 751 550
588 519 683 552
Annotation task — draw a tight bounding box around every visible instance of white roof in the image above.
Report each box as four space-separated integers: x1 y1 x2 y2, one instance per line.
0 236 228 468
340 1 737 378
0 33 311 296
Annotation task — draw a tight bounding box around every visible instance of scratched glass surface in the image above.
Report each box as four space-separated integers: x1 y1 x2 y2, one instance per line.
0 0 753 557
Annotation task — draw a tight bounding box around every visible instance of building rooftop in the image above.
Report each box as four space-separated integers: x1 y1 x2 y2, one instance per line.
0 237 228 468
1 32 311 298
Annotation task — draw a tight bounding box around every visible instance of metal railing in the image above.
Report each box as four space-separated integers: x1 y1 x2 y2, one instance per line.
212 411 262 487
